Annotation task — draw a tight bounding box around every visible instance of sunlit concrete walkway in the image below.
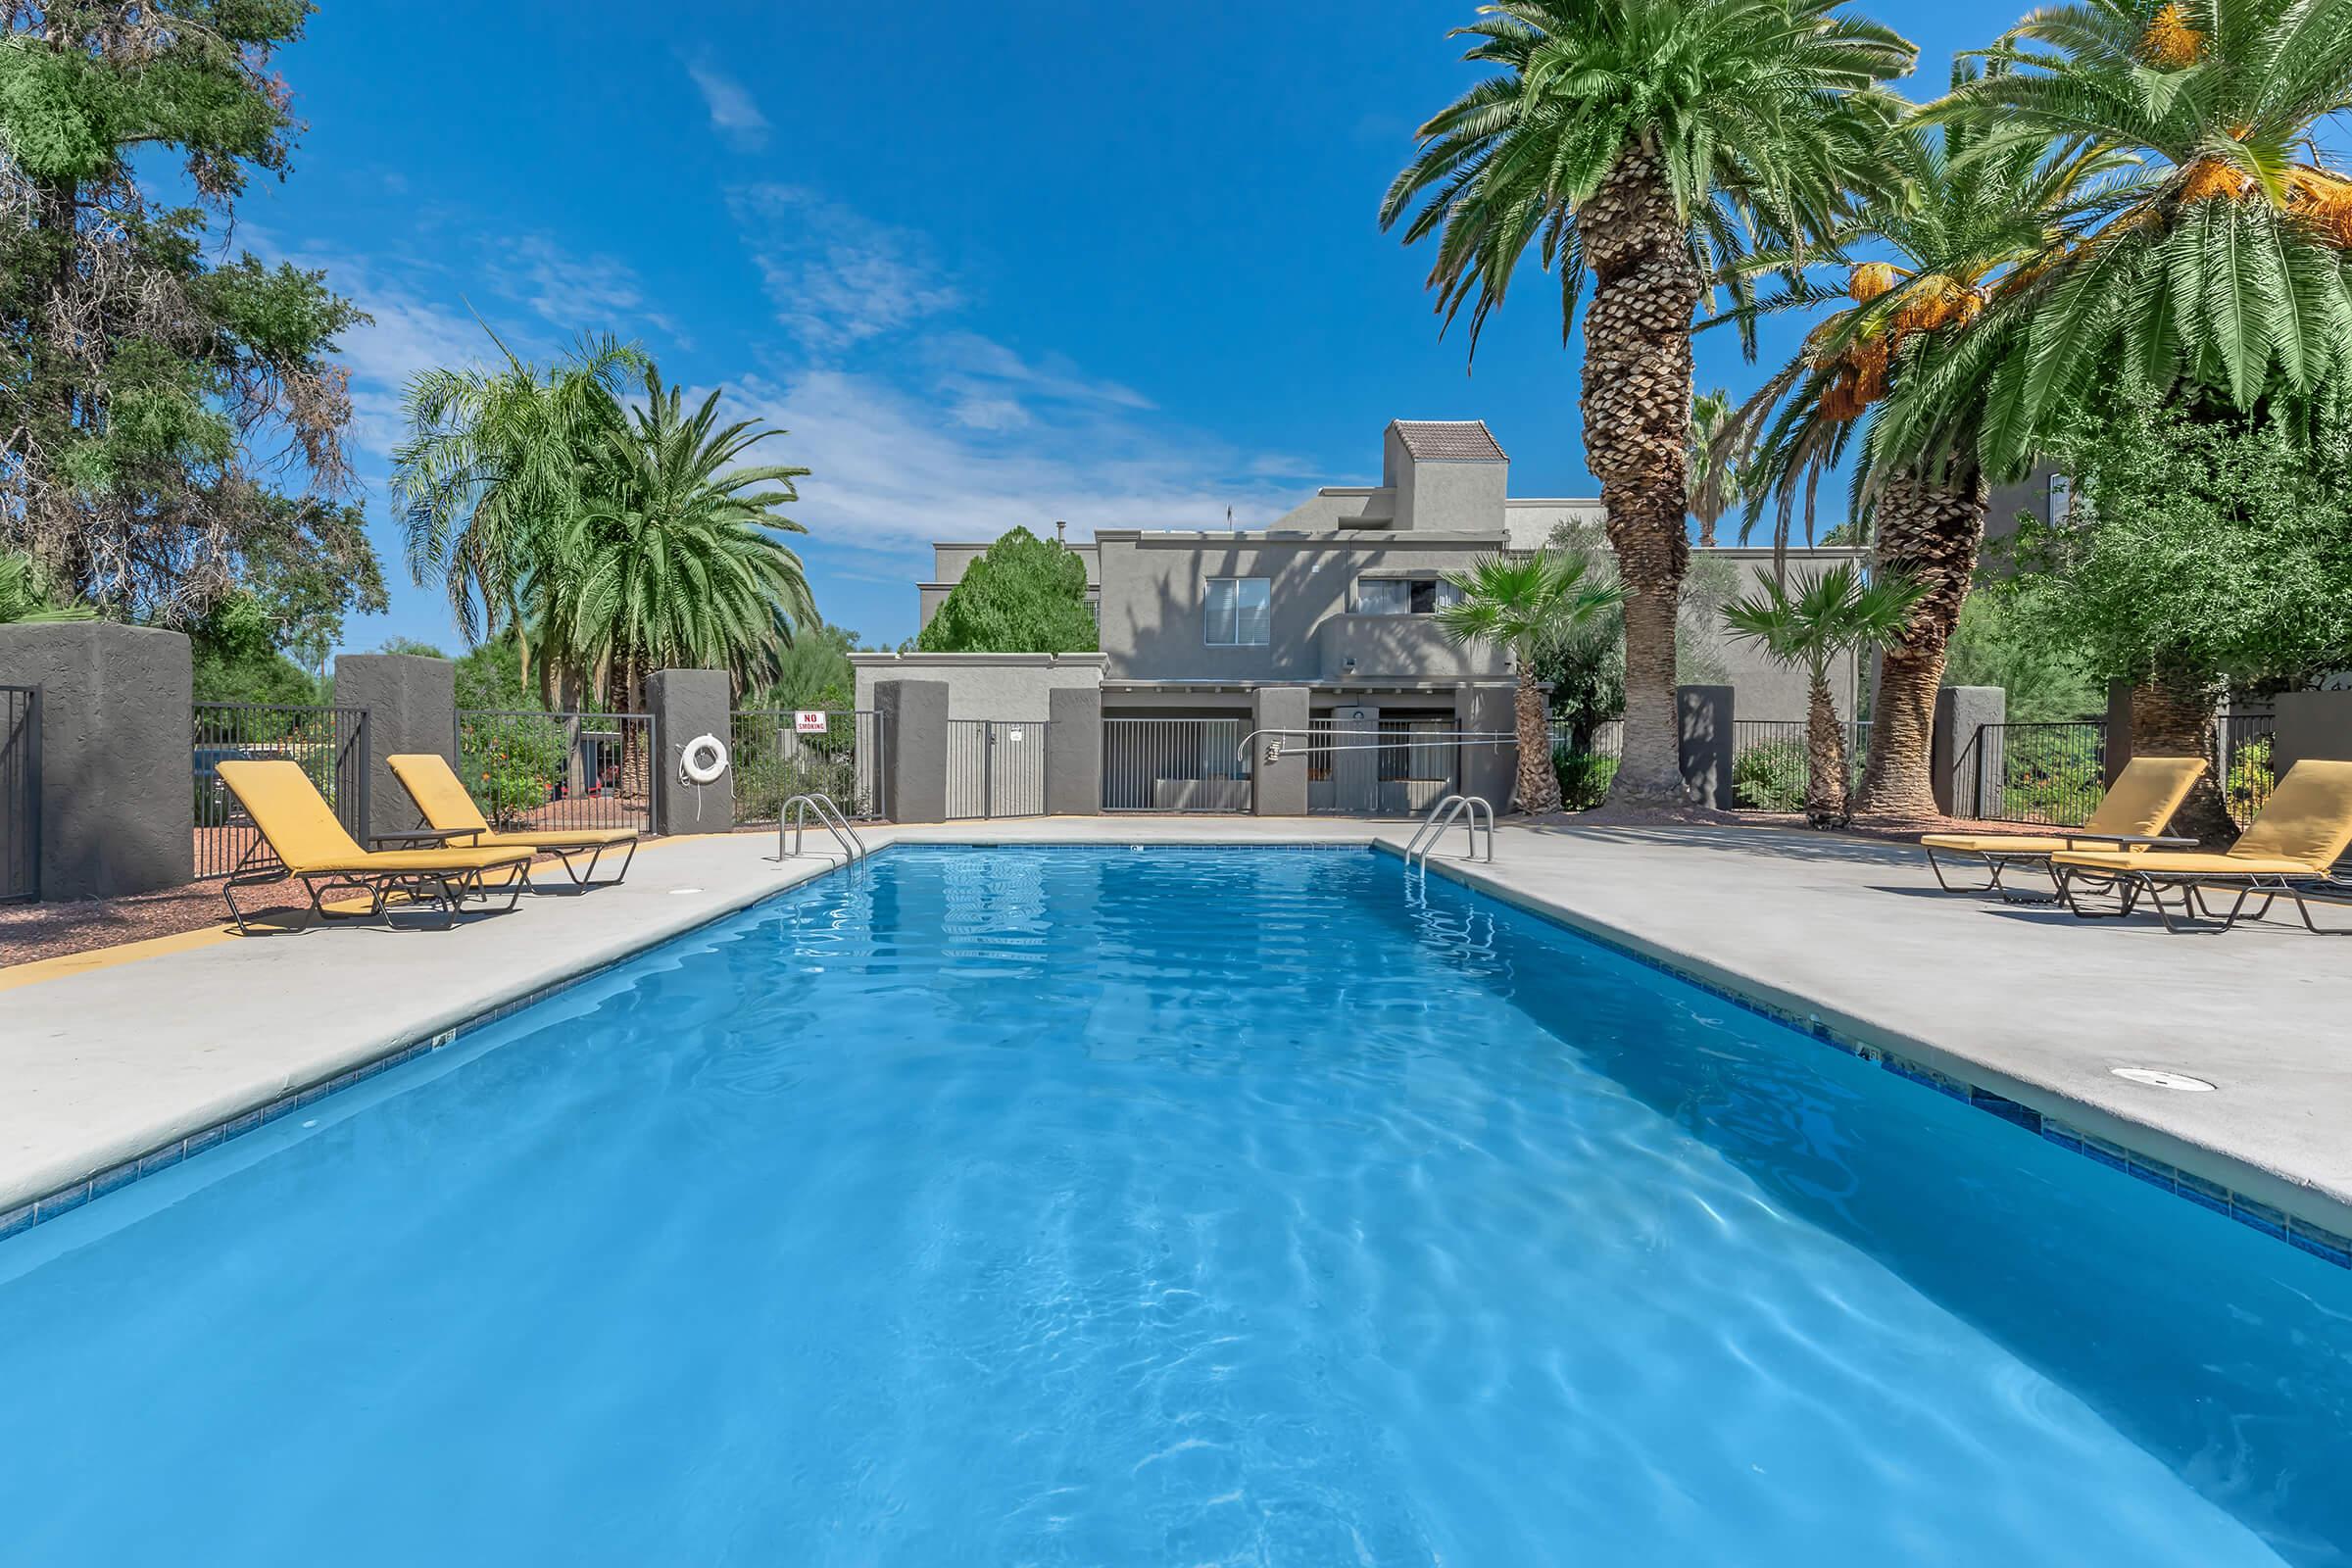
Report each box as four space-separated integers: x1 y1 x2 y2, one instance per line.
1380 820 2352 1238
5 815 2349 1245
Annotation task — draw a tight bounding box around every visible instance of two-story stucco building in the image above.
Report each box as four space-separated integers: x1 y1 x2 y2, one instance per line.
857 419 1864 813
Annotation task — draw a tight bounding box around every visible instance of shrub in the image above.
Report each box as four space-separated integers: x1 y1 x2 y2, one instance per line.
459 713 568 828
2226 734 2276 827
1734 741 1807 812
1995 728 2103 825
1552 748 1618 811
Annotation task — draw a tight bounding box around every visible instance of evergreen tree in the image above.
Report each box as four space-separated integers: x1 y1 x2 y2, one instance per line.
916 526 1098 654
0 2 372 622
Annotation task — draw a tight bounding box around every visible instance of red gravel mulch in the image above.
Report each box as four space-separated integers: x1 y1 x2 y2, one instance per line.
0 879 260 968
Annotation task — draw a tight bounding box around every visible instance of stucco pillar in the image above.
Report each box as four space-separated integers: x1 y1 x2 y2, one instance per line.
875 679 950 823
2274 690 2352 772
1453 684 1517 808
1677 685 1734 809
1046 687 1102 815
646 668 734 835
1933 686 2007 817
0 622 192 900
1250 686 1309 815
334 652 456 839
2103 679 2134 786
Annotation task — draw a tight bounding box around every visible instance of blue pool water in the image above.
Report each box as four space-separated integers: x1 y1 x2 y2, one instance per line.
3 847 2349 1564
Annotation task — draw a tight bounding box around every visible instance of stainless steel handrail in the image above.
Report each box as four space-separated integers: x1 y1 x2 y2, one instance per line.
779 792 869 862
1403 793 1494 870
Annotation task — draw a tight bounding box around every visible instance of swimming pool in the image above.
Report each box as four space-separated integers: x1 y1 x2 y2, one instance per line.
2 846 2347 1564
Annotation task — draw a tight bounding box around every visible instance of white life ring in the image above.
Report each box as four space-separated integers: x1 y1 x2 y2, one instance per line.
680 733 729 785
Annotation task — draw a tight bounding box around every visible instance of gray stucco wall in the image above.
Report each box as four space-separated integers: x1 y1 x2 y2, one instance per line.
875 679 950 823
1046 687 1102 815
334 653 456 839
1933 686 2007 815
2274 690 2352 772
1250 687 1309 815
647 668 734 834
1452 685 1518 808
853 653 1105 722
0 622 192 900
1095 531 1505 685
1678 686 1735 809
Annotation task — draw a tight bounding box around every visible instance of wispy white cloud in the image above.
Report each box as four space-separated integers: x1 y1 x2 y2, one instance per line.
685 60 770 149
730 184 962 352
489 235 683 344
732 368 1300 556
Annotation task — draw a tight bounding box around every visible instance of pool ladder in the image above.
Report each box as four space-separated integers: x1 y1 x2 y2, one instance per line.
779 793 870 863
1403 794 1494 871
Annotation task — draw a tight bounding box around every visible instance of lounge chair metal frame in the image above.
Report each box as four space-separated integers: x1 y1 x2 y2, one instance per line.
1925 832 2199 903
374 824 637 892
2053 861 2352 934
219 833 530 935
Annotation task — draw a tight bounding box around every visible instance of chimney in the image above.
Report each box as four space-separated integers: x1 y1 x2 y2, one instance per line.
1054 518 1067 543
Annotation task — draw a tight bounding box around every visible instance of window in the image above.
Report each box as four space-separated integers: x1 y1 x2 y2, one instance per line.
1354 577 1462 615
1204 577 1270 646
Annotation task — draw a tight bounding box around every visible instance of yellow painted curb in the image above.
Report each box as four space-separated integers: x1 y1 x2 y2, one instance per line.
0 921 238 994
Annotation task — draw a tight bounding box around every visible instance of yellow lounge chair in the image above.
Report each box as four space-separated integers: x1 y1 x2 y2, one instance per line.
214 760 536 934
387 752 639 889
1918 755 2207 898
2051 759 2352 933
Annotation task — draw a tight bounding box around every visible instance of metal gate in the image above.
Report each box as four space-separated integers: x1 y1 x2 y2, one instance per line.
193 702 369 878
730 709 889 821
454 709 655 834
1103 717 1249 811
947 719 1050 818
1 684 37 903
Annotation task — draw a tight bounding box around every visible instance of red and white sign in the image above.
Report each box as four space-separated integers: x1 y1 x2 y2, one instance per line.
794 710 829 734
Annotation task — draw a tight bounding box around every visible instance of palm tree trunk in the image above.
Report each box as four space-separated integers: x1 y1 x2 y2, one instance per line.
1583 149 1702 808
2132 661 2234 843
1854 466 1987 823
1515 657 1564 815
1806 670 1849 827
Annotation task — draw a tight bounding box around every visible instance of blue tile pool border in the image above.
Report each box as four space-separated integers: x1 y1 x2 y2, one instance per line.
7 841 2348 1275
1405 851 2352 1273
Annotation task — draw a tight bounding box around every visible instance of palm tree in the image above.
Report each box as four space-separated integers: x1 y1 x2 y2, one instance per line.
0 552 96 624
1721 68 2126 821
546 370 816 736
1722 563 1923 824
1688 388 1745 548
391 327 643 697
1382 0 1915 808
1436 549 1627 813
1900 0 2352 835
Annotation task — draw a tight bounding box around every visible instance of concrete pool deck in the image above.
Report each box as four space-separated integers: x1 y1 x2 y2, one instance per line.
4 816 2348 1250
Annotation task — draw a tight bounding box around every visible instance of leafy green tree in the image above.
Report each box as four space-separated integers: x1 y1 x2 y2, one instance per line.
745 620 861 712
1382 0 1913 808
2013 394 2352 837
915 526 1098 653
1722 563 1924 824
1724 62 2126 821
0 2 371 623
0 549 93 622
1939 588 2100 724
1436 549 1626 813
454 629 534 711
392 327 642 698
189 591 320 704
539 369 814 715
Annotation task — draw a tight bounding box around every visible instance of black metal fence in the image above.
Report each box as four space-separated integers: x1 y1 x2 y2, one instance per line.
946 718 1049 818
1 685 38 903
1546 717 1622 811
731 710 888 822
192 702 369 878
1102 717 1249 811
453 710 654 834
1958 720 2107 826
1729 718 1870 812
2220 709 2277 828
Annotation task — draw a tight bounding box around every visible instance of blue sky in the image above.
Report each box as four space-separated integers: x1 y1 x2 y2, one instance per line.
237 0 2043 656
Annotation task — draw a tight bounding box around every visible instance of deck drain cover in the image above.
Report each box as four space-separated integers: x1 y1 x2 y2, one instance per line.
2110 1067 2216 1092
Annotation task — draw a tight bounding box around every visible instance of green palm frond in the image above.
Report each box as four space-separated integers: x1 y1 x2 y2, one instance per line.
1435 548 1627 660
1721 562 1926 680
